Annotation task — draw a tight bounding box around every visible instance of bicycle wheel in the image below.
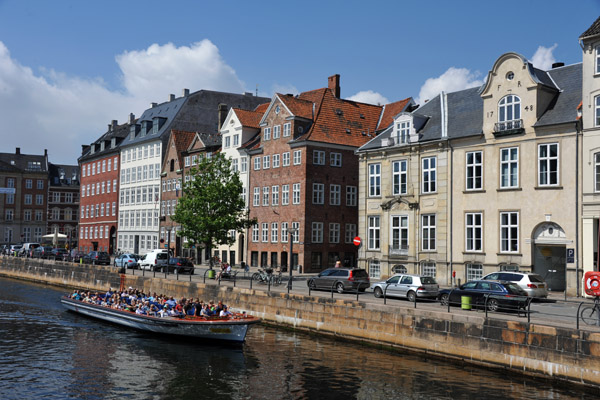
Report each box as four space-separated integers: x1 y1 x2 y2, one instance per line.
580 306 600 325
252 273 260 282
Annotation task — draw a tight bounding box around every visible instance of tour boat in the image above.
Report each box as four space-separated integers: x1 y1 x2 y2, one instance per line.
61 296 260 343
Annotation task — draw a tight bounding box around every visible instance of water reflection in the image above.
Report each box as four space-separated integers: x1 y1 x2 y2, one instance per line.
0 278 589 400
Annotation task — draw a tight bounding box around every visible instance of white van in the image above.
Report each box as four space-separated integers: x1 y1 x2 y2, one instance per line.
140 249 169 271
19 243 40 257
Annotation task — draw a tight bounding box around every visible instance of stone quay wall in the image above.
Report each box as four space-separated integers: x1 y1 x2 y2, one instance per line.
1 256 599 388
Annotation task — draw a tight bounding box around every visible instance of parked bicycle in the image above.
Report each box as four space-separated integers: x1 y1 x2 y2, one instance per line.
252 268 282 286
580 296 600 326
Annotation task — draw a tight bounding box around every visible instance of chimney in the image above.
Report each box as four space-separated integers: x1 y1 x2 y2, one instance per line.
218 103 228 131
328 74 340 98
169 94 175 101
129 113 135 124
44 149 48 157
111 120 118 130
552 62 565 69
15 147 20 155
182 88 190 97
151 102 158 108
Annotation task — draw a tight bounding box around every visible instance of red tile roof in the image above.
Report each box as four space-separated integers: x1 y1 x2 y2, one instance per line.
254 103 270 113
277 93 316 120
233 108 264 129
377 98 413 131
169 130 196 167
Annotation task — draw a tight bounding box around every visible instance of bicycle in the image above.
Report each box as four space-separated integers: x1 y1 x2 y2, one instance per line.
580 296 600 326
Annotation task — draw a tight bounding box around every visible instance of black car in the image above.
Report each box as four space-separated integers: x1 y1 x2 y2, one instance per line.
50 248 69 261
438 280 529 312
163 257 195 274
32 246 54 259
307 268 370 293
83 251 111 265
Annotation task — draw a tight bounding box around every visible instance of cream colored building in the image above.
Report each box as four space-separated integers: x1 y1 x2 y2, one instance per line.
581 17 600 288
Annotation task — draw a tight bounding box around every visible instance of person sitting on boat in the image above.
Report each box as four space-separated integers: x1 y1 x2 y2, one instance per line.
135 304 146 315
200 304 211 317
149 303 159 316
219 306 232 317
165 296 177 308
71 290 81 300
215 301 225 314
158 304 170 317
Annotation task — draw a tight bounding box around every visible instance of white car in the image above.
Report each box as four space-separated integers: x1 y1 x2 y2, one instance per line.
481 272 548 298
139 249 169 271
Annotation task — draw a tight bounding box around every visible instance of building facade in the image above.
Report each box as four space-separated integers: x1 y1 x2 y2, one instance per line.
47 163 80 248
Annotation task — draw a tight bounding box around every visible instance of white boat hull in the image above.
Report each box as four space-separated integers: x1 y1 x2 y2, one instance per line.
61 297 259 343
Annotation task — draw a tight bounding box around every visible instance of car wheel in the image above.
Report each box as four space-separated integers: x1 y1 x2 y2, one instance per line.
407 291 416 303
336 282 344 294
374 287 383 298
487 298 499 312
307 279 316 289
440 293 449 306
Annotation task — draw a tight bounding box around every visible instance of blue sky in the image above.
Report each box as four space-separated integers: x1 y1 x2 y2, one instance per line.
0 0 598 163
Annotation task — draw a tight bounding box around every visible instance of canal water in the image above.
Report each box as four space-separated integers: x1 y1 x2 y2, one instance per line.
0 277 589 399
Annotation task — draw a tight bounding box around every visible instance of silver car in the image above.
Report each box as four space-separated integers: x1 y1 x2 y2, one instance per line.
482 272 548 298
370 274 439 302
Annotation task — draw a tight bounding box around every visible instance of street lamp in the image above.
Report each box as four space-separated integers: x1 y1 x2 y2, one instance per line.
288 225 298 290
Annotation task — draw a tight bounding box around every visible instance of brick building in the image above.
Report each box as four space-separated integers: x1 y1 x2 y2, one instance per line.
247 75 411 272
0 148 49 245
47 163 80 248
79 118 134 254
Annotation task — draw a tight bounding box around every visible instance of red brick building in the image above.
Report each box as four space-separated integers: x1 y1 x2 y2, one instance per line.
78 118 134 254
247 75 412 272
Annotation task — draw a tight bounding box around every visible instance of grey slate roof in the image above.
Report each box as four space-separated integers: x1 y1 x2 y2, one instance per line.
79 120 134 162
49 163 80 187
534 63 582 127
0 151 48 173
580 16 600 39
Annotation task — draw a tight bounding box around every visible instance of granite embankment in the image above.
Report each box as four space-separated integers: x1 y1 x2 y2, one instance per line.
1 256 599 388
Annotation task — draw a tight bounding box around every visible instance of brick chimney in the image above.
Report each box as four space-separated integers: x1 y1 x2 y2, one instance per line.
328 74 340 98
218 103 228 131
15 147 20 155
129 113 135 124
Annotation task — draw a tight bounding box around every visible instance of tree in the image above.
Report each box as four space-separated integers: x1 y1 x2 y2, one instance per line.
172 153 255 266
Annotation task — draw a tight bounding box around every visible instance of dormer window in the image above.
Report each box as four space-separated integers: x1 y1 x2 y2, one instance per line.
395 121 410 144
495 95 522 134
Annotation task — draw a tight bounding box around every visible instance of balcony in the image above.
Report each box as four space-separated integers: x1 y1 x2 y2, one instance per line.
389 244 409 257
493 119 524 137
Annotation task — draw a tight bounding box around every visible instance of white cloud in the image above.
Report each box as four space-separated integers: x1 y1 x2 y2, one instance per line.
347 90 389 106
416 67 484 105
530 44 558 70
0 40 245 164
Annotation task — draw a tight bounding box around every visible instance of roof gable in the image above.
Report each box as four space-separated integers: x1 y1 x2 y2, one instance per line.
580 16 600 40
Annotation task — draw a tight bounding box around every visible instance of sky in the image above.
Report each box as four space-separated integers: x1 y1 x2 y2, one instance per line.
0 0 598 164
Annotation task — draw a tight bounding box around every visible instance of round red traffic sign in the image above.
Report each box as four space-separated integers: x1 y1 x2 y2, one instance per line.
353 236 361 247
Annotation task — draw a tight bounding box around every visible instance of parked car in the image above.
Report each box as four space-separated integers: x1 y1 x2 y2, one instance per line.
18 242 40 257
163 257 195 274
8 244 23 255
438 280 529 312
307 268 370 293
32 246 54 259
481 272 548 298
114 253 139 269
83 251 111 265
50 248 69 261
140 249 169 271
69 250 86 262
370 274 439 302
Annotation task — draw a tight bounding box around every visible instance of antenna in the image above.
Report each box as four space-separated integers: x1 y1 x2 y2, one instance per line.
256 84 258 97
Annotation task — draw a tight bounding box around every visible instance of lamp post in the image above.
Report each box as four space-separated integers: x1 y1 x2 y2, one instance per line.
288 226 298 290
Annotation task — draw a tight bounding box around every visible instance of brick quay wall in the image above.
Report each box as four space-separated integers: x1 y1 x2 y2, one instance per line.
1 256 599 388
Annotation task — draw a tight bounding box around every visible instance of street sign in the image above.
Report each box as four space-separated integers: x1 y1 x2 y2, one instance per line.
353 236 361 247
566 248 574 263
0 188 16 194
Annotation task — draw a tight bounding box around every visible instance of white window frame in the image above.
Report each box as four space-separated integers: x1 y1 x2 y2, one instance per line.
283 123 291 137
281 222 288 243
282 184 289 205
391 215 408 251
273 125 281 139
420 261 436 277
346 186 357 206
329 184 341 206
263 127 271 141
272 154 280 168
293 150 301 165
465 212 483 252
345 223 357 244
538 143 559 186
498 95 521 124
595 153 600 192
421 214 436 251
292 183 300 204
369 163 381 197
271 222 278 242
282 152 290 166
312 183 324 204
500 147 519 188
368 216 380 250
271 185 279 205
329 223 340 243
466 263 483 281
311 222 323 243
500 211 519 253
330 152 342 167
313 150 325 165
253 187 260 206
254 157 261 170
263 155 270 169
422 157 436 194
392 160 407 195
395 120 410 144
262 187 269 206
262 223 269 242
252 225 259 242
466 151 483 191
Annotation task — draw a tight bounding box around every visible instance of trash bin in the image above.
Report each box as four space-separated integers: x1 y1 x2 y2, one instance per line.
208 269 216 279
461 296 472 310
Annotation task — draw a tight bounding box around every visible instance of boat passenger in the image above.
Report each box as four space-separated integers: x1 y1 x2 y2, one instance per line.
219 306 232 317
200 304 211 317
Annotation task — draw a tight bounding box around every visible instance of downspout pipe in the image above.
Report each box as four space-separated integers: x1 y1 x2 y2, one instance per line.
575 120 581 297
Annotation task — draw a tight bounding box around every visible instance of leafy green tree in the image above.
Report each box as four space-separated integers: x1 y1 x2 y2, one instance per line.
172 153 255 266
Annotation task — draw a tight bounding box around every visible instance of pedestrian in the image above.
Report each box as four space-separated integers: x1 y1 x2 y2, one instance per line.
335 260 341 268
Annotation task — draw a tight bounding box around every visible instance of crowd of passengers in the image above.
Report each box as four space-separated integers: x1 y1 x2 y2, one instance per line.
69 287 234 318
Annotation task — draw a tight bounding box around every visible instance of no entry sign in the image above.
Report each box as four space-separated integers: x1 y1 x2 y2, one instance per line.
353 236 362 247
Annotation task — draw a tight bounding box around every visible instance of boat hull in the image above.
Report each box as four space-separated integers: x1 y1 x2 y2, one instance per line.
61 297 259 343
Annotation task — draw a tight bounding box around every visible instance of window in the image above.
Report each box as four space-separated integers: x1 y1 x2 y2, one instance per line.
330 184 341 205
231 158 238 172
466 263 483 281
465 213 482 252
224 136 231 148
392 160 407 195
292 222 299 243
395 121 410 144
596 96 600 127
422 157 436 193
420 261 436 277
313 150 325 165
329 223 340 243
312 183 324 204
4 227 12 243
282 152 290 166
293 150 301 165
345 223 357 244
369 259 381 280
6 178 15 188
281 222 288 243
271 223 278 242
24 210 31 221
498 95 521 128
37 179 44 189
254 157 261 170
184 156 190 167
500 147 519 188
292 183 300 204
273 125 281 139
272 154 280 168
252 225 259 242
282 184 289 205
595 153 600 192
5 209 13 221
312 222 323 243
262 187 269 206
369 163 381 197
114 157 118 171
25 179 32 189
191 155 197 165
6 193 14 204
263 155 270 169
368 216 380 250
330 152 342 167
35 210 43 221
422 214 436 251
466 151 482 190
500 211 519 253
346 186 357 206
233 134 239 146
25 194 32 205
538 143 559 186
36 195 43 205
283 123 291 137
271 185 279 205
241 157 248 172
391 215 408 251
263 127 271 141
262 223 269 242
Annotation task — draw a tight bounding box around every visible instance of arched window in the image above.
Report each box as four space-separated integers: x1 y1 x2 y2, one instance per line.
497 95 522 131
